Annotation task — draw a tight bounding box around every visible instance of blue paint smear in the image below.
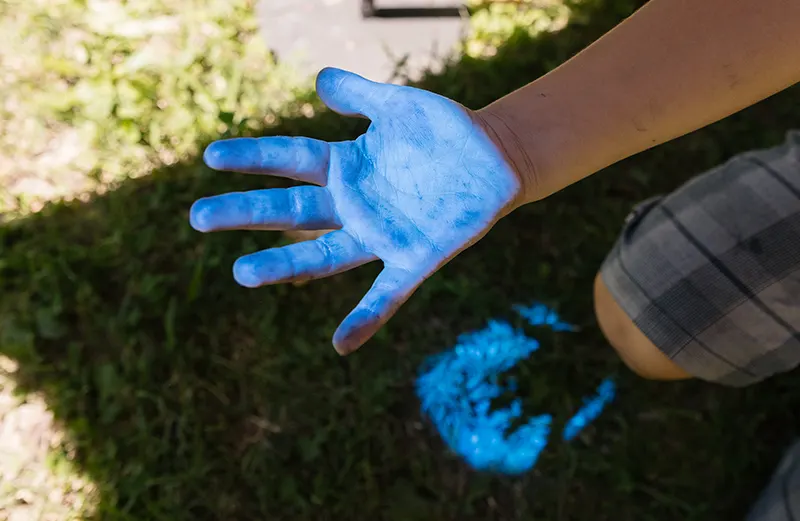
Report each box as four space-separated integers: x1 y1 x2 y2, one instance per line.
416 320 551 474
513 302 578 331
417 304 617 475
562 378 616 441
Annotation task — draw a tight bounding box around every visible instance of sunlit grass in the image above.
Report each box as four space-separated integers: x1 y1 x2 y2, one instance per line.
1 357 97 521
0 0 304 219
463 0 574 57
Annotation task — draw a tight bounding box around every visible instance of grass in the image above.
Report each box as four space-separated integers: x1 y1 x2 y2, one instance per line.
0 0 302 218
2 0 800 519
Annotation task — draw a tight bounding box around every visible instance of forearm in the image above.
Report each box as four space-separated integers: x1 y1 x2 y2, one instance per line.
479 0 800 203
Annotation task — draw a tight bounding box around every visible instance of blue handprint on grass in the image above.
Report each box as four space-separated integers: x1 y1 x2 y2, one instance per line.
417 320 552 474
190 67 525 354
417 303 616 475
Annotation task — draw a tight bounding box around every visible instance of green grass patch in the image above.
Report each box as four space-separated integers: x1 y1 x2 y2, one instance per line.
2 0 800 519
0 0 303 217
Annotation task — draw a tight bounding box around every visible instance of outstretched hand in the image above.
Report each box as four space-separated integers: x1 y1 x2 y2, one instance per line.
190 68 525 354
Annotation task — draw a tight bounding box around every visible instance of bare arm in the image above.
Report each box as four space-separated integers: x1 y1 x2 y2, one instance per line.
478 0 800 203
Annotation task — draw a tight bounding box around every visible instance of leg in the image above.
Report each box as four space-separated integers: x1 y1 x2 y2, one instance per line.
594 272 691 380
595 131 800 386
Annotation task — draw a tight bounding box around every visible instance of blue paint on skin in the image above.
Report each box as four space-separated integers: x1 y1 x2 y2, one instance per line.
189 67 523 353
452 209 483 230
232 229 373 288
425 207 442 221
203 136 330 185
191 186 342 232
562 378 616 441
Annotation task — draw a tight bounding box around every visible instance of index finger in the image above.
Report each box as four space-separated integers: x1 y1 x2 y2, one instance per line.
203 136 330 186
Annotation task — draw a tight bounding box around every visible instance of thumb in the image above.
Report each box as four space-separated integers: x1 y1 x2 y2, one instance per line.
315 67 396 120
332 267 422 355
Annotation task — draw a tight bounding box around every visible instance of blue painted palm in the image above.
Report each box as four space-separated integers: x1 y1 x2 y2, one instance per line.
190 68 523 353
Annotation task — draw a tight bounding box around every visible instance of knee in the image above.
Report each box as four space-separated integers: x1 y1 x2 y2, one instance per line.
593 273 692 381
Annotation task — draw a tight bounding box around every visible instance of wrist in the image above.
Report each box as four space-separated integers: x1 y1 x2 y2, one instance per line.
473 107 541 208
475 68 625 206
475 85 582 206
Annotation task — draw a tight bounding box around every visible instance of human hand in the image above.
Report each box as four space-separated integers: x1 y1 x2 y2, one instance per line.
190 68 525 354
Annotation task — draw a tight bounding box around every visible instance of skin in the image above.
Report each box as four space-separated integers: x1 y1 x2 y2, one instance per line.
192 68 522 354
593 274 691 381
191 0 800 366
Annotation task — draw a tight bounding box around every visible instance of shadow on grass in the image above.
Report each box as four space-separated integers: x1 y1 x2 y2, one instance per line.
2 1 799 519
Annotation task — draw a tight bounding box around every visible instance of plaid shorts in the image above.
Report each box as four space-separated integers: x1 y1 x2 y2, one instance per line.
600 131 800 387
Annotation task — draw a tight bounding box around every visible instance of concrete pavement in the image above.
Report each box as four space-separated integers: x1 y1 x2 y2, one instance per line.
257 0 469 83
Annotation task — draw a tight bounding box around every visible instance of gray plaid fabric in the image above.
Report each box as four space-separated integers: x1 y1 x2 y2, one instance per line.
600 130 800 387
746 440 800 521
